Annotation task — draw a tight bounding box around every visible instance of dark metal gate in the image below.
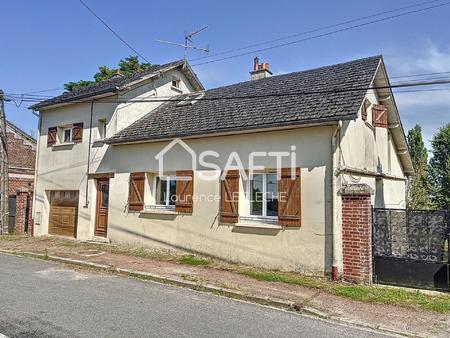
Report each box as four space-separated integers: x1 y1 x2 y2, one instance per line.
373 208 450 291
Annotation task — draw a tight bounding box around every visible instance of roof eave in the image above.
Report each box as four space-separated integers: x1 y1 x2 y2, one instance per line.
374 57 414 176
105 116 355 146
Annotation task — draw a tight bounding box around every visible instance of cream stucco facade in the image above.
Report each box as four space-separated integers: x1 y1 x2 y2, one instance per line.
32 61 411 275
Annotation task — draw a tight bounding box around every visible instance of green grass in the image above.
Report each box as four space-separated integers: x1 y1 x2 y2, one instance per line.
331 284 450 313
241 270 450 313
0 235 22 241
240 270 328 289
178 255 211 266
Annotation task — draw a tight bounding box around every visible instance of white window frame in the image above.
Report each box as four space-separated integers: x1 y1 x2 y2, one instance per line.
60 126 73 144
98 119 107 140
154 175 177 208
248 172 278 219
171 76 180 89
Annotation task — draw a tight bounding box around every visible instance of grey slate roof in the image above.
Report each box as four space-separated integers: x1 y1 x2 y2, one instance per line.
30 60 202 110
105 55 382 144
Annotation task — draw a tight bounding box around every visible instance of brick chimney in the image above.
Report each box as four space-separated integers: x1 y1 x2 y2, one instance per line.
250 57 272 80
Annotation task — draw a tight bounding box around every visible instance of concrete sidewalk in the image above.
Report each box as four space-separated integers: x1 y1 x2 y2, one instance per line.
1 236 449 337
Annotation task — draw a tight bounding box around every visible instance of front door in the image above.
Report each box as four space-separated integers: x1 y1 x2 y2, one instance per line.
95 179 109 237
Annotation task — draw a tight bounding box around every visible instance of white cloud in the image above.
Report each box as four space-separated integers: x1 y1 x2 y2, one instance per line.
384 42 450 149
387 41 450 75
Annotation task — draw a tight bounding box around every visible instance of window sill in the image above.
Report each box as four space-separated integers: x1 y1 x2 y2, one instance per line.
140 206 178 215
171 86 183 94
52 142 75 150
92 140 105 147
235 222 282 230
237 216 281 229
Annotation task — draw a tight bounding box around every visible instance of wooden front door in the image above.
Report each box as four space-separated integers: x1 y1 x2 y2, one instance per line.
95 179 109 237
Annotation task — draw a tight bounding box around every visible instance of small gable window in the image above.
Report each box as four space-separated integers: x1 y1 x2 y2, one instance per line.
362 99 371 121
98 118 107 140
171 76 181 89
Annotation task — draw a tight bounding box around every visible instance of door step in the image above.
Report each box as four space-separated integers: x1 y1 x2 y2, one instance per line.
88 236 109 244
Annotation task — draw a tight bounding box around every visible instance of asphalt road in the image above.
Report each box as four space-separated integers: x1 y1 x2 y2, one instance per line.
0 253 392 338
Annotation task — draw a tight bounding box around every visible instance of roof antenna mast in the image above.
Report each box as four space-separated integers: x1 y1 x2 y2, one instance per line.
156 26 209 60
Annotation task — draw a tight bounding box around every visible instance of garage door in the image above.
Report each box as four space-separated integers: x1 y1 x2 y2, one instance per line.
49 191 79 238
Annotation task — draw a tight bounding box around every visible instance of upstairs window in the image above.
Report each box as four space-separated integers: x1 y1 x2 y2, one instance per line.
362 99 371 121
171 76 181 89
98 119 107 140
250 173 279 217
155 176 177 207
61 127 73 144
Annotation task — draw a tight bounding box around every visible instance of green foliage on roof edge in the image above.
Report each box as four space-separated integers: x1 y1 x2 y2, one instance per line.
64 55 156 92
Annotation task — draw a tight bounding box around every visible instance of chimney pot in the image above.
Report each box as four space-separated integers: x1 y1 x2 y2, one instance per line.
253 57 260 71
250 57 272 80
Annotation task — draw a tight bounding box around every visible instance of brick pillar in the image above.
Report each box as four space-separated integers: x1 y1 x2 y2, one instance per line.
14 189 31 235
340 184 374 283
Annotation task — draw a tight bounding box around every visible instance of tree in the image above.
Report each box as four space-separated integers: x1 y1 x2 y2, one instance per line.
429 123 450 209
64 80 95 92
406 125 432 209
64 56 155 91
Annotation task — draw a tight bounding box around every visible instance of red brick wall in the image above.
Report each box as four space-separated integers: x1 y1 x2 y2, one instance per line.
14 191 32 234
1 124 36 235
342 193 373 283
6 130 36 171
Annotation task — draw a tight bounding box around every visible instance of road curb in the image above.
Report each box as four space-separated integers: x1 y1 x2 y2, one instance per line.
0 250 412 337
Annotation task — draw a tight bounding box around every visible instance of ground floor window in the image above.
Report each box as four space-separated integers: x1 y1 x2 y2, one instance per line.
155 176 177 206
250 173 278 217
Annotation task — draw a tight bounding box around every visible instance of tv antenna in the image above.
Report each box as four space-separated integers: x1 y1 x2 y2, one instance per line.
157 26 209 60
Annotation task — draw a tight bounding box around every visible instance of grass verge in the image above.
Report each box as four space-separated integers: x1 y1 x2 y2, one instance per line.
0 235 23 241
241 270 450 313
178 255 211 266
240 270 328 289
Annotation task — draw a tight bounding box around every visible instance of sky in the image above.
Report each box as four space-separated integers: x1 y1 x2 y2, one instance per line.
1 0 449 149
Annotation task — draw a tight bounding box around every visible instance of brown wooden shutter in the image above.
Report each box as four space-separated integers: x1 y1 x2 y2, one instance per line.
175 170 194 213
372 104 388 128
278 168 301 227
73 122 83 143
128 172 145 212
220 170 239 224
47 127 57 146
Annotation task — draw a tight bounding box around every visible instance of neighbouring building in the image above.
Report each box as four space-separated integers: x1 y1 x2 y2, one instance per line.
30 56 414 282
1 120 36 234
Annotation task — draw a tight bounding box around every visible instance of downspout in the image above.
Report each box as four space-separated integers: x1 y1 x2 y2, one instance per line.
31 112 42 236
331 120 342 281
84 101 94 208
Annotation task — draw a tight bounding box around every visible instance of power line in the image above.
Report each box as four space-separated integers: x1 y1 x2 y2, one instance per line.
78 0 150 64
189 0 442 62
6 79 450 106
390 71 450 79
191 1 450 67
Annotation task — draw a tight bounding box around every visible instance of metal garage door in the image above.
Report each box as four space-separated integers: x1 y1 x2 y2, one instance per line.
49 191 79 238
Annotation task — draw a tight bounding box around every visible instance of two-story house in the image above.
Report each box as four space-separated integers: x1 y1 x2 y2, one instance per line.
30 56 413 280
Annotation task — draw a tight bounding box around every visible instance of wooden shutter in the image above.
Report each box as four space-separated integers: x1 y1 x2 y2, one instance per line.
372 104 388 128
175 170 194 213
47 127 57 146
128 172 145 212
220 170 239 224
72 122 83 143
278 168 301 227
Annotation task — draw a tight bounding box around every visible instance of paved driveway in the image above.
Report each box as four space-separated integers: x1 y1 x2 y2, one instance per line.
0 254 391 338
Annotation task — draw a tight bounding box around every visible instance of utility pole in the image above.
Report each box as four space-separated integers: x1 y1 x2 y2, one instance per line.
0 90 9 235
